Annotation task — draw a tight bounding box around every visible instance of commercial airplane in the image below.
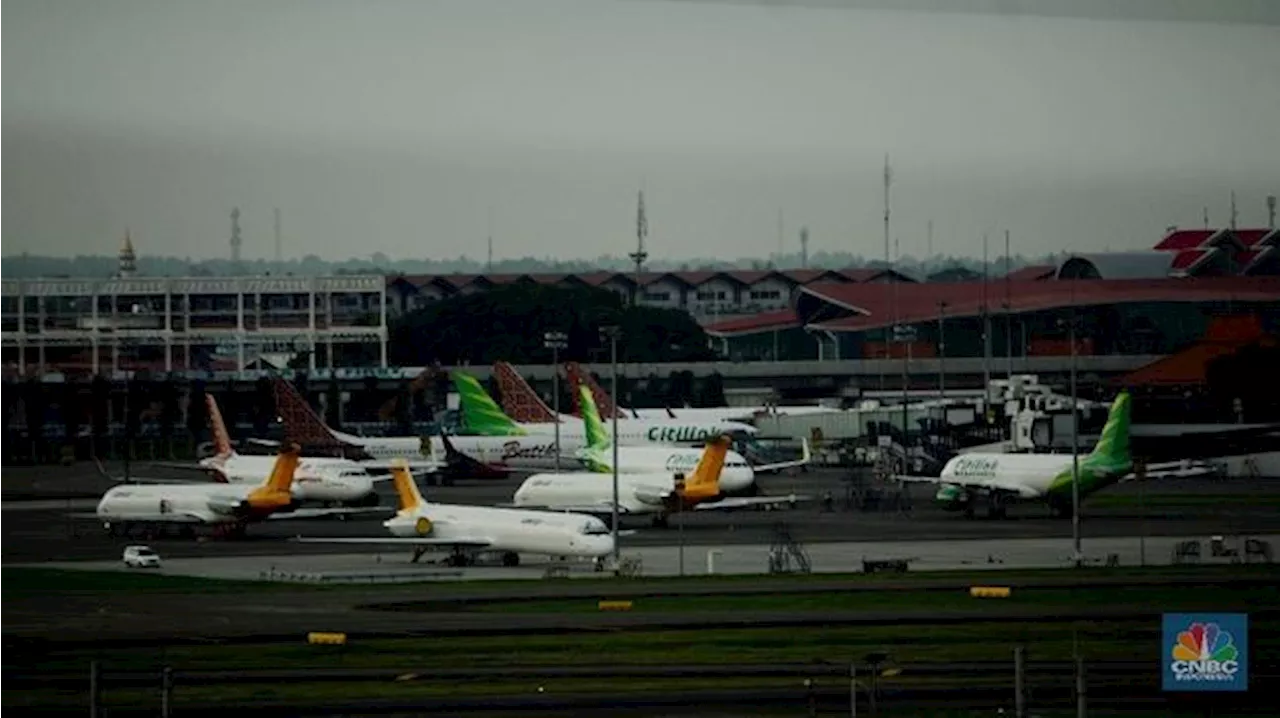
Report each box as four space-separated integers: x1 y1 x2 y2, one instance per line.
511 435 808 527
563 361 838 423
575 385 805 494
454 372 758 446
895 392 1135 519
294 461 616 568
84 444 376 538
133 394 387 506
270 377 509 481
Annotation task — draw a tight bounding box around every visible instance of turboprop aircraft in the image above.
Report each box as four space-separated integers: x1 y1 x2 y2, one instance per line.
511 435 809 527
895 392 1137 519
81 444 381 539
293 461 616 568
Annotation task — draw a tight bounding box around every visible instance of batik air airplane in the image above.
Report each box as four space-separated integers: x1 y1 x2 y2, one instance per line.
512 435 807 527
84 444 375 539
470 364 757 444
131 394 389 507
295 461 615 568
896 392 1135 519
575 385 812 493
563 362 837 423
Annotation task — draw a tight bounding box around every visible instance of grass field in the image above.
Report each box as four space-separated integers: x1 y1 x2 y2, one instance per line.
6 562 1278 599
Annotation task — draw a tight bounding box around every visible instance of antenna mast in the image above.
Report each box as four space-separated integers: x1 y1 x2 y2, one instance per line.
1268 195 1277 229
1230 191 1239 230
273 208 282 264
230 207 242 266
927 218 934 259
982 233 990 393
1005 229 1013 380
776 208 784 267
630 190 649 307
800 226 809 269
883 154 892 269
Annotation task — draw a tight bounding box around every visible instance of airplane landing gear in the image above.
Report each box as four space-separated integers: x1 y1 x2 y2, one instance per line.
501 551 520 567
651 514 669 528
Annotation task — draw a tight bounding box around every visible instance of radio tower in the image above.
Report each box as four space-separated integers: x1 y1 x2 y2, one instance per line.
800 226 810 269
273 208 282 263
230 207 243 265
630 190 648 306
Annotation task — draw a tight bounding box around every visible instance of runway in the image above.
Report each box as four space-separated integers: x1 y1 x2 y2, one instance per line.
4 464 1280 564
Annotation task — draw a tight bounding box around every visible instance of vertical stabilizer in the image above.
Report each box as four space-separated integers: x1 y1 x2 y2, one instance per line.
451 373 527 436
579 386 611 450
680 435 731 500
271 377 347 450
258 444 301 494
1084 391 1133 473
492 361 559 423
389 460 427 511
204 393 234 459
565 362 626 419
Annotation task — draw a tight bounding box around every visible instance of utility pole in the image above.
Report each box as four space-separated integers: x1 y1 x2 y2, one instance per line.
937 300 947 402
881 155 892 392
981 234 991 395
1230 191 1239 230
1069 306 1082 568
273 208 282 264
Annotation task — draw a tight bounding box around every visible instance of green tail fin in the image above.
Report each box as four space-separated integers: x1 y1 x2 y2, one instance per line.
1083 391 1132 473
579 385 611 450
451 372 526 436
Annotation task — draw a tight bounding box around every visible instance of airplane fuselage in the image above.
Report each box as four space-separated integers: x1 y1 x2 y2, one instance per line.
933 452 1124 511
96 483 285 525
512 473 678 517
386 505 615 558
201 454 377 504
589 445 755 493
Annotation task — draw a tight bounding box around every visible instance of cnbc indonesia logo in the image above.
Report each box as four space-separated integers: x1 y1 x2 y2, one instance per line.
1169 622 1241 684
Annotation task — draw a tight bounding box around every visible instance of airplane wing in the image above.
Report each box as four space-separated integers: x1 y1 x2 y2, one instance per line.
291 536 493 548
266 506 393 520
357 459 444 473
750 438 813 474
497 501 635 515
68 511 208 523
108 475 218 485
693 493 812 511
890 474 1043 499
1123 460 1221 481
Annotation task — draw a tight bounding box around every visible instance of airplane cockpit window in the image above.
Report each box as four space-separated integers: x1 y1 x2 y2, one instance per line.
581 521 611 535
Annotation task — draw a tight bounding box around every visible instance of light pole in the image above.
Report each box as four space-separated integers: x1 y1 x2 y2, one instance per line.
543 331 568 472
600 325 622 565
1067 309 1082 567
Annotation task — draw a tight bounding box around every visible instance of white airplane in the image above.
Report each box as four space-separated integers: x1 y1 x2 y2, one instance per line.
293 461 616 568
512 435 809 527
135 394 388 506
574 385 808 494
453 372 758 448
563 361 839 423
895 391 1138 519
84 445 377 539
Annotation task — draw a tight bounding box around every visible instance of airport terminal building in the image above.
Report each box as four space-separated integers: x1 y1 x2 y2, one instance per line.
705 228 1280 364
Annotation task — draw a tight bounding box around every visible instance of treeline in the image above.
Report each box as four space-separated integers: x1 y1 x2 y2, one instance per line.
388 283 718 366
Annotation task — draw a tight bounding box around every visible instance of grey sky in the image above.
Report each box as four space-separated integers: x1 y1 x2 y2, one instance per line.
4 0 1279 264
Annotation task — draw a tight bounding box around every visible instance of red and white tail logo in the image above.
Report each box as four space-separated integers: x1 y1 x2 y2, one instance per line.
271 377 347 449
204 393 235 461
492 362 559 423
564 361 625 419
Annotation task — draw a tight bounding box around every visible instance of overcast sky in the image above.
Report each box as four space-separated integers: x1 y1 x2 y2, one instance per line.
4 0 1279 264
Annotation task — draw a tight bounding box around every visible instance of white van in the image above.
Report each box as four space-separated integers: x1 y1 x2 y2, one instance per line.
122 545 162 568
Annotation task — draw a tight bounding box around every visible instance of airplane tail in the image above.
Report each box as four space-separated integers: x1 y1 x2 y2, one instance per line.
1083 391 1133 474
389 460 427 511
204 393 235 461
492 361 559 423
565 362 626 420
578 385 611 450
248 443 302 503
271 377 349 451
678 435 731 500
451 373 527 436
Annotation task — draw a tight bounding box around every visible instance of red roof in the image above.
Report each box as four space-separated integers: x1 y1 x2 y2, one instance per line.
800 277 1280 334
704 309 801 337
1234 229 1271 248
1171 249 1211 271
1005 265 1056 281
1154 229 1218 251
